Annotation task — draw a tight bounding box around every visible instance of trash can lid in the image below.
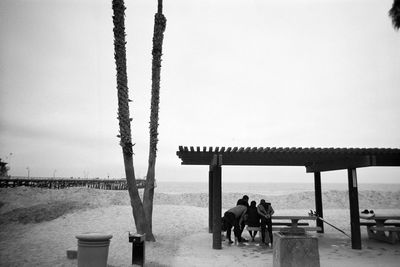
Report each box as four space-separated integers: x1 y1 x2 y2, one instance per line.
76 232 113 241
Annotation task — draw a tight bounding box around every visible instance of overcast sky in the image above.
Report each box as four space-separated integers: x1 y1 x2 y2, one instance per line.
1 0 399 183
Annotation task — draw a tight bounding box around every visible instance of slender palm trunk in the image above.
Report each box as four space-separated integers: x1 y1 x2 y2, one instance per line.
389 0 400 30
112 0 148 234
143 0 167 242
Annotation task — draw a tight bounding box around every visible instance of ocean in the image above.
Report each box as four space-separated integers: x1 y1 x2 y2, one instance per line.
155 181 400 196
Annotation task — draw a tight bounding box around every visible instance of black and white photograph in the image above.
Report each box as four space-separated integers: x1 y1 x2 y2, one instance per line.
1 0 400 266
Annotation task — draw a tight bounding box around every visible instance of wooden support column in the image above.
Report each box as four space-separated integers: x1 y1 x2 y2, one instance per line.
348 168 361 249
212 155 222 249
314 172 324 233
208 165 214 233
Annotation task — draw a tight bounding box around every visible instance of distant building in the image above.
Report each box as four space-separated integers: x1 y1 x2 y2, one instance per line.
0 158 9 178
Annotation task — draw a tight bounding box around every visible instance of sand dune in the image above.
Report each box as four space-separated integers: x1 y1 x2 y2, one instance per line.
1 187 400 266
2 186 399 213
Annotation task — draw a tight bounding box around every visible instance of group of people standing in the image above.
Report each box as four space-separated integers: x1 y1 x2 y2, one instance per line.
222 195 274 247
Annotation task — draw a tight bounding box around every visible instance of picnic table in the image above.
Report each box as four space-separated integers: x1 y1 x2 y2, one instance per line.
245 215 321 241
360 214 400 244
272 216 316 227
246 215 321 234
271 216 320 232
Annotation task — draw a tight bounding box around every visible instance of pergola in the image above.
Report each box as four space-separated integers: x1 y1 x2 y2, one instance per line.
176 146 400 250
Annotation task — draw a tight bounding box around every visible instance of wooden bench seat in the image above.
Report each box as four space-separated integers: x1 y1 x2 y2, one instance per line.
366 225 400 244
246 226 261 231
272 226 322 232
369 226 400 232
246 222 308 231
360 221 400 227
246 226 321 232
272 222 309 226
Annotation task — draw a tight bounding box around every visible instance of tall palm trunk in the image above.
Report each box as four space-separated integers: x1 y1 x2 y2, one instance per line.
112 0 148 235
389 0 400 30
143 0 167 242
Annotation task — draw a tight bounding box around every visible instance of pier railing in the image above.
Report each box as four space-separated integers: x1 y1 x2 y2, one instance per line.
0 176 146 190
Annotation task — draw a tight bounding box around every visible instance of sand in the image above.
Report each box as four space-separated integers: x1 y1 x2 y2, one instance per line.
1 187 400 266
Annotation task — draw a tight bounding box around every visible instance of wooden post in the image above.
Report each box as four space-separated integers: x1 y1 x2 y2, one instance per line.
348 168 361 249
208 165 214 233
314 172 324 233
212 155 222 249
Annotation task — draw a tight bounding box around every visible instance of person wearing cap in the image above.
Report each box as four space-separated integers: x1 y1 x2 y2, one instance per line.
257 199 274 246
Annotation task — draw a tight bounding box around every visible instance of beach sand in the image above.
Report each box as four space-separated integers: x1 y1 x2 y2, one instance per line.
1 187 400 266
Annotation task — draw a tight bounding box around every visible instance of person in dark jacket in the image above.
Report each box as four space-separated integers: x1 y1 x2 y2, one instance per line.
246 201 261 241
236 195 249 237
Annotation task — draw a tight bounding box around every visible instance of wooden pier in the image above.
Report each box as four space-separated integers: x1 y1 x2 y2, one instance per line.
0 176 146 190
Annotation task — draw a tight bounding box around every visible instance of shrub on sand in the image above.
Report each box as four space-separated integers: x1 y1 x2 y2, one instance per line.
0 200 84 224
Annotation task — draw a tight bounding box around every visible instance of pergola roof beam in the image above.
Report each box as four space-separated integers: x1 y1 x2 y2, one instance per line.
177 146 400 171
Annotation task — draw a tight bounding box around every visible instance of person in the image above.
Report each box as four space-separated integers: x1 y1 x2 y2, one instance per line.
257 199 274 246
221 204 248 244
236 195 250 237
236 195 249 207
246 200 261 242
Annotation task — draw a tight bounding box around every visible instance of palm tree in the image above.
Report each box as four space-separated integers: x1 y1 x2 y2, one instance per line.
389 0 400 30
143 0 167 242
112 0 166 241
112 0 148 235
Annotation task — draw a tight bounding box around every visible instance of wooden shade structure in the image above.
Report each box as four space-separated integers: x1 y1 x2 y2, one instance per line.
176 146 400 250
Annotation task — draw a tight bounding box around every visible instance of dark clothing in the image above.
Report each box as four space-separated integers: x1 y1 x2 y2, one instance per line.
246 206 260 227
260 217 273 244
236 198 249 238
222 211 242 242
223 205 247 243
246 205 260 241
